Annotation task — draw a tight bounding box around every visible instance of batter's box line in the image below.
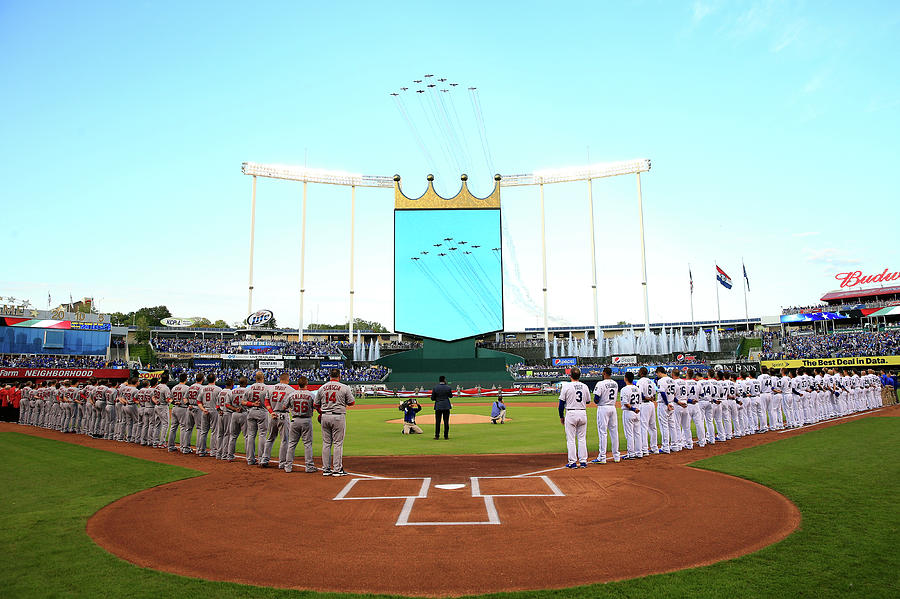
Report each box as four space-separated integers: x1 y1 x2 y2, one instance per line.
471 475 565 498
333 477 431 501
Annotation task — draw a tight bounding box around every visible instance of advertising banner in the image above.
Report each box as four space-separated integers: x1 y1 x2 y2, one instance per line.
320 360 344 368
259 360 285 369
760 355 900 369
193 359 221 368
0 368 129 380
611 355 637 365
138 370 165 380
221 354 257 361
552 357 577 367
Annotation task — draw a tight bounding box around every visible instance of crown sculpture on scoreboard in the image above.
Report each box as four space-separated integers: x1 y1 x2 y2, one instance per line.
394 173 501 210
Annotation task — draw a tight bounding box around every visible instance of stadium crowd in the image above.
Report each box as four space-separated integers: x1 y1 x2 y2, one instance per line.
160 364 389 383
761 331 900 360
781 299 898 315
150 338 347 356
0 354 127 369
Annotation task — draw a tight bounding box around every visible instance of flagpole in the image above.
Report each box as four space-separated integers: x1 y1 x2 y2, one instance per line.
689 264 694 333
742 259 749 323
715 262 721 324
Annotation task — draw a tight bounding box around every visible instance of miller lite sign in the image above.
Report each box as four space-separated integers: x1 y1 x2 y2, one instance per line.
245 309 274 327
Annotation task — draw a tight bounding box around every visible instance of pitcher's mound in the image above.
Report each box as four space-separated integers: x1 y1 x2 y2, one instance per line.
386 413 511 425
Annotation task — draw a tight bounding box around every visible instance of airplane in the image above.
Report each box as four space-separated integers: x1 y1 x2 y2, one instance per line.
492 247 501 251
449 247 457 251
472 245 481 248
468 87 476 90
438 78 447 82
420 251 429 255
427 84 436 88
424 74 434 78
411 257 420 261
438 252 447 256
464 251 472 255
400 87 408 91
414 79 422 83
416 89 425 93
450 83 459 87
441 89 449 93
458 240 467 245
444 237 453 241
390 93 398 97
433 243 442 247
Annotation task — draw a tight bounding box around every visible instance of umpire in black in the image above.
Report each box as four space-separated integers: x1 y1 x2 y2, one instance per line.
430 375 453 439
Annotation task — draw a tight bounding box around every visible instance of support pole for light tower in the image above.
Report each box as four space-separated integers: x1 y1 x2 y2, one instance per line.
539 182 549 358
247 175 257 316
298 181 308 341
349 184 356 348
636 172 650 331
587 177 600 352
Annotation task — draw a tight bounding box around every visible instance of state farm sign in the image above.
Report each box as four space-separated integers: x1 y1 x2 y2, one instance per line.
835 269 900 288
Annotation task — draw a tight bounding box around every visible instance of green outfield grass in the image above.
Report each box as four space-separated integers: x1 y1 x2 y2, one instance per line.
179 402 691 457
4 417 897 598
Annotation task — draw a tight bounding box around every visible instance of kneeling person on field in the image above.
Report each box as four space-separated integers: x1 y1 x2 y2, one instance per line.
491 394 506 424
399 399 423 434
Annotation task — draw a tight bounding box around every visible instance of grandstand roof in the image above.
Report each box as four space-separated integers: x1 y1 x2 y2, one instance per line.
821 285 900 302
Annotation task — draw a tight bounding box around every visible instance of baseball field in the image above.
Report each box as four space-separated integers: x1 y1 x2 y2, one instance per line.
2 407 898 598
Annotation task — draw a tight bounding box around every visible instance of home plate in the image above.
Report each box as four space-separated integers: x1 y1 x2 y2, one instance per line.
434 484 466 490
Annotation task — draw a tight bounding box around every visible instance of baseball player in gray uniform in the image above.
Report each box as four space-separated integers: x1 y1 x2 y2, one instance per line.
118 379 140 442
244 371 272 466
213 379 233 460
89 380 107 438
262 373 293 468
137 381 155 445
18 381 31 425
184 373 205 454
153 374 172 448
195 374 219 457
284 375 317 473
168 373 191 452
314 368 355 476
225 377 249 462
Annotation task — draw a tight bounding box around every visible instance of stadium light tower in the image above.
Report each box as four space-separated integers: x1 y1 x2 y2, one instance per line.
241 162 393 342
501 158 652 352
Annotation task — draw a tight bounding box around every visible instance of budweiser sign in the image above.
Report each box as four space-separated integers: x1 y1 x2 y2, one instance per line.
835 269 900 288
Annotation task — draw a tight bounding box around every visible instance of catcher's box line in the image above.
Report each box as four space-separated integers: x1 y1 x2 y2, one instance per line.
776 408 884 434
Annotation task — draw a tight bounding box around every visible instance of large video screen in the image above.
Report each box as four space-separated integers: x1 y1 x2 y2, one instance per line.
395 209 503 341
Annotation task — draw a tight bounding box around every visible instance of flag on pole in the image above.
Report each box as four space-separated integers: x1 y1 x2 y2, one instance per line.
689 266 693 294
743 262 750 291
716 265 733 289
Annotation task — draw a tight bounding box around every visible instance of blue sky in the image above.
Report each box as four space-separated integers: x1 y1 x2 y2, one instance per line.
1 1 898 330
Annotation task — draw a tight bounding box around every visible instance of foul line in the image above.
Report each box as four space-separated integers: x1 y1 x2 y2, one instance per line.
777 408 884 434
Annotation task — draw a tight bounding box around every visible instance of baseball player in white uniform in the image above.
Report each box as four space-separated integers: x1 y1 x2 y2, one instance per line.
558 367 590 468
655 367 679 453
590 367 620 464
619 371 642 460
698 372 716 445
636 367 658 456
759 366 776 432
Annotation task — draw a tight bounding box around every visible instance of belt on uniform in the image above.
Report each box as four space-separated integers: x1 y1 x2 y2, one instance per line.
322 412 345 416
566 409 586 412
641 399 653 403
